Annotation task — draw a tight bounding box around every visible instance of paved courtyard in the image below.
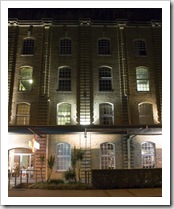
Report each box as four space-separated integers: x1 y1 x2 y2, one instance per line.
8 187 162 197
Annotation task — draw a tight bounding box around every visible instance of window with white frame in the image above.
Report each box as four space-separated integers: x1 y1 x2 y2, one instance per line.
100 103 114 125
134 40 147 56
98 38 110 55
138 103 154 124
16 103 30 125
141 142 155 168
22 38 34 55
56 143 71 171
100 142 115 169
136 67 150 91
99 66 112 91
18 66 33 91
60 38 72 55
58 67 71 91
57 103 71 125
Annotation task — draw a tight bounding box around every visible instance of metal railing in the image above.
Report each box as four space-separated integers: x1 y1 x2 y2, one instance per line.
8 169 42 189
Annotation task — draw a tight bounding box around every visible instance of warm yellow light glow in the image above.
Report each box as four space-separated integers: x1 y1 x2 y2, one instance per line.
80 119 90 125
29 79 33 84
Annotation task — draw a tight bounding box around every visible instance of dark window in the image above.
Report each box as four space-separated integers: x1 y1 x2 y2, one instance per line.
58 67 71 91
22 39 34 55
134 40 147 56
98 39 110 55
60 39 72 55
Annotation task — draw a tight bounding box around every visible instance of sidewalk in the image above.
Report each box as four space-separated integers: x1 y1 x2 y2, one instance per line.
8 187 162 197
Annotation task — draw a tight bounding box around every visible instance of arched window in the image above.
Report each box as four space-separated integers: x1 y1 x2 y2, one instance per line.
57 103 71 125
136 67 150 91
134 40 147 56
16 103 30 125
22 38 34 55
100 142 115 169
141 142 155 168
58 66 71 91
138 103 154 124
56 143 71 171
18 66 33 91
99 66 113 91
98 38 110 55
100 103 114 125
60 38 72 55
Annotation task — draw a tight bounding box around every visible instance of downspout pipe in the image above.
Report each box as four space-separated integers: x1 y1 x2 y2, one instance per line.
127 127 148 169
127 135 135 169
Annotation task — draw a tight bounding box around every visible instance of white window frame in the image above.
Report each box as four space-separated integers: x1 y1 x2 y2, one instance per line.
138 103 154 125
141 142 156 168
99 103 114 125
56 143 71 171
99 66 113 91
57 103 71 125
136 66 150 92
16 103 30 125
58 66 71 91
100 142 115 169
18 66 33 91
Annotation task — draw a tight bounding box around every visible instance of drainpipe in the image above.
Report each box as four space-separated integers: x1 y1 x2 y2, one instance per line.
127 127 148 169
127 135 135 169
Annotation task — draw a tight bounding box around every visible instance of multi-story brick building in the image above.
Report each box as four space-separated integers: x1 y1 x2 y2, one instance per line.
8 18 162 182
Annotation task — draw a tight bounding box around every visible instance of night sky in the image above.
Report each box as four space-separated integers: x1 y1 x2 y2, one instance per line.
8 8 162 21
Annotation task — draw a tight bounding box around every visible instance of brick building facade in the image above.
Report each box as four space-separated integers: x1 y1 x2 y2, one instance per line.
8 18 162 182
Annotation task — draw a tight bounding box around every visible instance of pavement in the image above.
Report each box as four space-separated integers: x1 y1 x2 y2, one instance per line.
8 187 162 197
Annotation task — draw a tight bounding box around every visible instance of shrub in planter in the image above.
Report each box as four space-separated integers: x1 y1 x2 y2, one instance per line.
64 168 76 182
49 179 64 184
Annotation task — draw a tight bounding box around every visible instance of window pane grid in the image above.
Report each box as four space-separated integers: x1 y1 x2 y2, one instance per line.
141 142 155 168
57 103 71 125
99 67 112 91
16 103 30 125
19 67 33 91
22 39 34 55
101 143 115 169
58 67 71 91
136 68 150 92
98 39 110 55
100 104 113 125
60 39 72 55
57 143 71 171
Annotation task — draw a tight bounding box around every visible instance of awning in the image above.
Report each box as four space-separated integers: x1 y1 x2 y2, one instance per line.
8 125 162 137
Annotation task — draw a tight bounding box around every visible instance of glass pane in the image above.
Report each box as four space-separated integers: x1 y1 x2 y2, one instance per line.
136 68 148 79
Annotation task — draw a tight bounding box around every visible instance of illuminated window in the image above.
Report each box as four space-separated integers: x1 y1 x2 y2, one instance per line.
141 142 155 168
16 103 30 125
138 103 154 124
136 67 150 91
18 66 33 91
100 142 115 169
98 38 110 55
56 143 71 171
100 103 114 125
60 38 72 55
99 66 112 91
22 38 34 55
58 67 71 91
134 40 147 56
57 103 71 125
